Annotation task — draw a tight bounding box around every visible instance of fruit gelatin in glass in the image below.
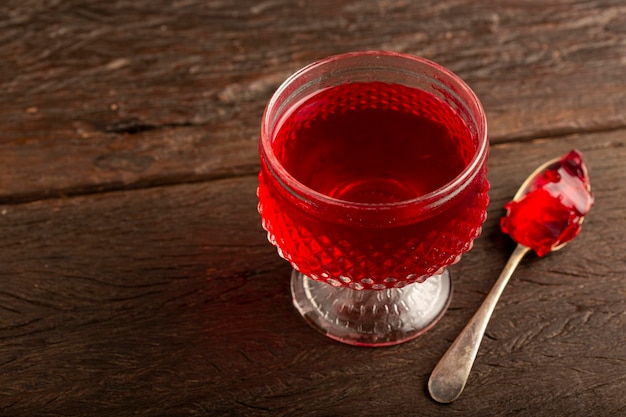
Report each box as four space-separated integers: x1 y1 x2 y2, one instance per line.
257 51 490 346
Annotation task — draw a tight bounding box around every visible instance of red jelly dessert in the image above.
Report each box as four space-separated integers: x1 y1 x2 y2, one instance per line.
500 150 594 256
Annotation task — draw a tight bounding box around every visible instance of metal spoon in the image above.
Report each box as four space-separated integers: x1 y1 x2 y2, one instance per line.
428 156 589 404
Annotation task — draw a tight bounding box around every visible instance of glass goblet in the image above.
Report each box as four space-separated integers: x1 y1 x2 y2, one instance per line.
257 51 489 346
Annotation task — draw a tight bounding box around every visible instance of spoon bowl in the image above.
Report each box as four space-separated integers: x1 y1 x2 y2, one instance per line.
513 157 560 200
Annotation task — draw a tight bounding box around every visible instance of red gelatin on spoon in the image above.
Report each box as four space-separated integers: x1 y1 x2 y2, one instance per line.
500 150 594 256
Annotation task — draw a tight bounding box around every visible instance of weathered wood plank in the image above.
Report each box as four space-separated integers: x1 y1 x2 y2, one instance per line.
0 129 624 415
1 0 625 201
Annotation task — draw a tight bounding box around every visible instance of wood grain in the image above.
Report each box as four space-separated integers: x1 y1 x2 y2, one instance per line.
1 0 626 202
1 131 624 416
1 0 625 415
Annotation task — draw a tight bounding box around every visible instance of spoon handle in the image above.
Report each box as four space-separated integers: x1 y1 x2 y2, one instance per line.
428 244 531 403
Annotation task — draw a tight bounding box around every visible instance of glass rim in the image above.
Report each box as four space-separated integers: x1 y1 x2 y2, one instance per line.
260 50 489 213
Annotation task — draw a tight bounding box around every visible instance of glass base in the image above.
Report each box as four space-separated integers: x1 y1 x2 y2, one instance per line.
291 270 452 347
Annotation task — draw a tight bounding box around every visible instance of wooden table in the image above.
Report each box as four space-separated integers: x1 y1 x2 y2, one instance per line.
1 1 625 415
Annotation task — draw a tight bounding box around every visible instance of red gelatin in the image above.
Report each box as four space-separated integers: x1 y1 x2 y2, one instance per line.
258 81 490 288
500 150 594 256
274 81 471 203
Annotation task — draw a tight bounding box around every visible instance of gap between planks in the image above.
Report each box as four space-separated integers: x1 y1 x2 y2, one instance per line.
2 124 625 207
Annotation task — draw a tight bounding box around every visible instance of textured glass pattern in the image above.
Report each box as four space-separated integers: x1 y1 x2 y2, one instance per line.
258 172 489 289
